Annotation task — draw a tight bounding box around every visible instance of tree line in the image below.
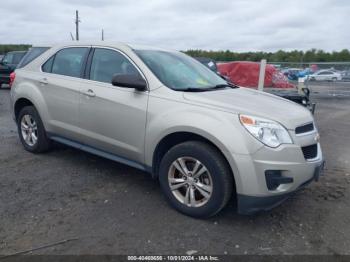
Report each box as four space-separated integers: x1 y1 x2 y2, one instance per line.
1 44 349 62
185 49 350 62
0 45 31 55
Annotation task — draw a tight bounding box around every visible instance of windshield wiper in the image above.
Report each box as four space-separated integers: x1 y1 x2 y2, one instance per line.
210 83 239 89
180 87 210 92
179 83 238 92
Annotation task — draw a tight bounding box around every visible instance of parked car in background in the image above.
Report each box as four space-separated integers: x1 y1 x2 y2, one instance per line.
0 51 27 88
194 57 231 82
0 54 4 62
16 47 50 69
341 70 350 81
11 43 324 217
194 57 218 73
284 68 303 81
298 68 315 78
308 70 342 81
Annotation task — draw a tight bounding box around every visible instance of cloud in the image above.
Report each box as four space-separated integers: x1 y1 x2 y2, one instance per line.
0 0 349 52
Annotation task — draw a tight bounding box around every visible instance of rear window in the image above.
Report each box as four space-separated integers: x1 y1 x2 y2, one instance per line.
17 47 49 69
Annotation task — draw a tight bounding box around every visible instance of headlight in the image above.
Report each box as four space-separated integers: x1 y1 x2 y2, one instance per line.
239 114 292 148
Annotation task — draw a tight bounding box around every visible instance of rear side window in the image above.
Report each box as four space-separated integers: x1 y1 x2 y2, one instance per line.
42 47 88 78
42 56 54 73
89 48 140 83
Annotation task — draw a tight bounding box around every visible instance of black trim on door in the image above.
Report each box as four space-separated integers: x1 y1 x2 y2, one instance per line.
80 47 93 79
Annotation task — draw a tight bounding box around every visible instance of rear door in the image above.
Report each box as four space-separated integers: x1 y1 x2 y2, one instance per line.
39 46 90 141
78 47 149 164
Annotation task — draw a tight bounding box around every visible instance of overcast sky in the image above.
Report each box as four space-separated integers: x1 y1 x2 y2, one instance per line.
1 0 349 52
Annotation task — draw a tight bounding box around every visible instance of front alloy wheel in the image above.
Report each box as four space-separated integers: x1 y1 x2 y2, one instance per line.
159 141 233 218
168 157 213 208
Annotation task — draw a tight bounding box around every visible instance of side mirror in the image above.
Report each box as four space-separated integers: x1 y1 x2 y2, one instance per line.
111 74 147 91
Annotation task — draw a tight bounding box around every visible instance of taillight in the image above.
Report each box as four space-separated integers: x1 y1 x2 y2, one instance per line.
9 72 16 88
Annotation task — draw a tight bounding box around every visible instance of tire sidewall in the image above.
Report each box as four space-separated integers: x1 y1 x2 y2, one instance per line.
159 142 232 218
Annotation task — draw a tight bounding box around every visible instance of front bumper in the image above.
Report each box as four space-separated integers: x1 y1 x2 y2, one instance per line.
228 126 324 215
237 160 324 215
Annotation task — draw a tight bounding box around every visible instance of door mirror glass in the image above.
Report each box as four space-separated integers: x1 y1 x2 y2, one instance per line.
111 74 147 91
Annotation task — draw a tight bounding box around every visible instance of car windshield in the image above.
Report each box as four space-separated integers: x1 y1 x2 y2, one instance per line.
135 49 227 91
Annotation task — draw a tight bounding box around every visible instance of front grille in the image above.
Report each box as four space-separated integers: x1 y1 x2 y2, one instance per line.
301 144 318 160
295 123 314 134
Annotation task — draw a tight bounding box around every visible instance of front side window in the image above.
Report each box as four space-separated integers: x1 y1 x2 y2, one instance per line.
135 50 227 91
90 48 140 83
48 47 88 78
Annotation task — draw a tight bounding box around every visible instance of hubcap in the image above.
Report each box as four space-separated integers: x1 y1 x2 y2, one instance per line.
168 157 213 207
21 114 38 146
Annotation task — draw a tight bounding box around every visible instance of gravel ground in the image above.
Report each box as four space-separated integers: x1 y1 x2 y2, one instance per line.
0 85 350 255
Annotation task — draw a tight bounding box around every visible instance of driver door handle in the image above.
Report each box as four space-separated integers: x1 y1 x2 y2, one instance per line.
82 89 96 97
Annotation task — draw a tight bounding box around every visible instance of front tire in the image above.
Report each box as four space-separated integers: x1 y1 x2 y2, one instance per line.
17 106 51 153
159 141 234 218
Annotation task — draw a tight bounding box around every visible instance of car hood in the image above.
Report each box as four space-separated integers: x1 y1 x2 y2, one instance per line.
183 87 313 130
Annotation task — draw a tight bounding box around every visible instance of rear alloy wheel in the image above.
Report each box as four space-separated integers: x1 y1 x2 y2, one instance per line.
21 114 38 146
159 141 233 218
17 106 51 153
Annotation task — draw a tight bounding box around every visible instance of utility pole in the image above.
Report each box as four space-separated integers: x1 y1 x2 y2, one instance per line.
101 29 104 41
75 10 80 41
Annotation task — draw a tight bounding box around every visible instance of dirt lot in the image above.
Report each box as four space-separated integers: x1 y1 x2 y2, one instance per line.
1 85 350 255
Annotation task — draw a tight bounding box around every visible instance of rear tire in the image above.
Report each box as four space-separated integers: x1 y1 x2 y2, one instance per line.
17 106 51 153
159 141 233 218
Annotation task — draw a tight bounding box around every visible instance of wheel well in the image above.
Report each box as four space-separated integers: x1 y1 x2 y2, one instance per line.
152 132 234 182
14 98 34 120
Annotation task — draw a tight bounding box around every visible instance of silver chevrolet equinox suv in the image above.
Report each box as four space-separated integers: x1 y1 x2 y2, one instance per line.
10 43 324 217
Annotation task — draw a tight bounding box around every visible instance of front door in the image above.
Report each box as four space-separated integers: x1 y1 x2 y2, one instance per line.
78 48 149 164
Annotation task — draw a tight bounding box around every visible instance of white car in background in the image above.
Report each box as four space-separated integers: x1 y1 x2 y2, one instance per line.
309 70 342 81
